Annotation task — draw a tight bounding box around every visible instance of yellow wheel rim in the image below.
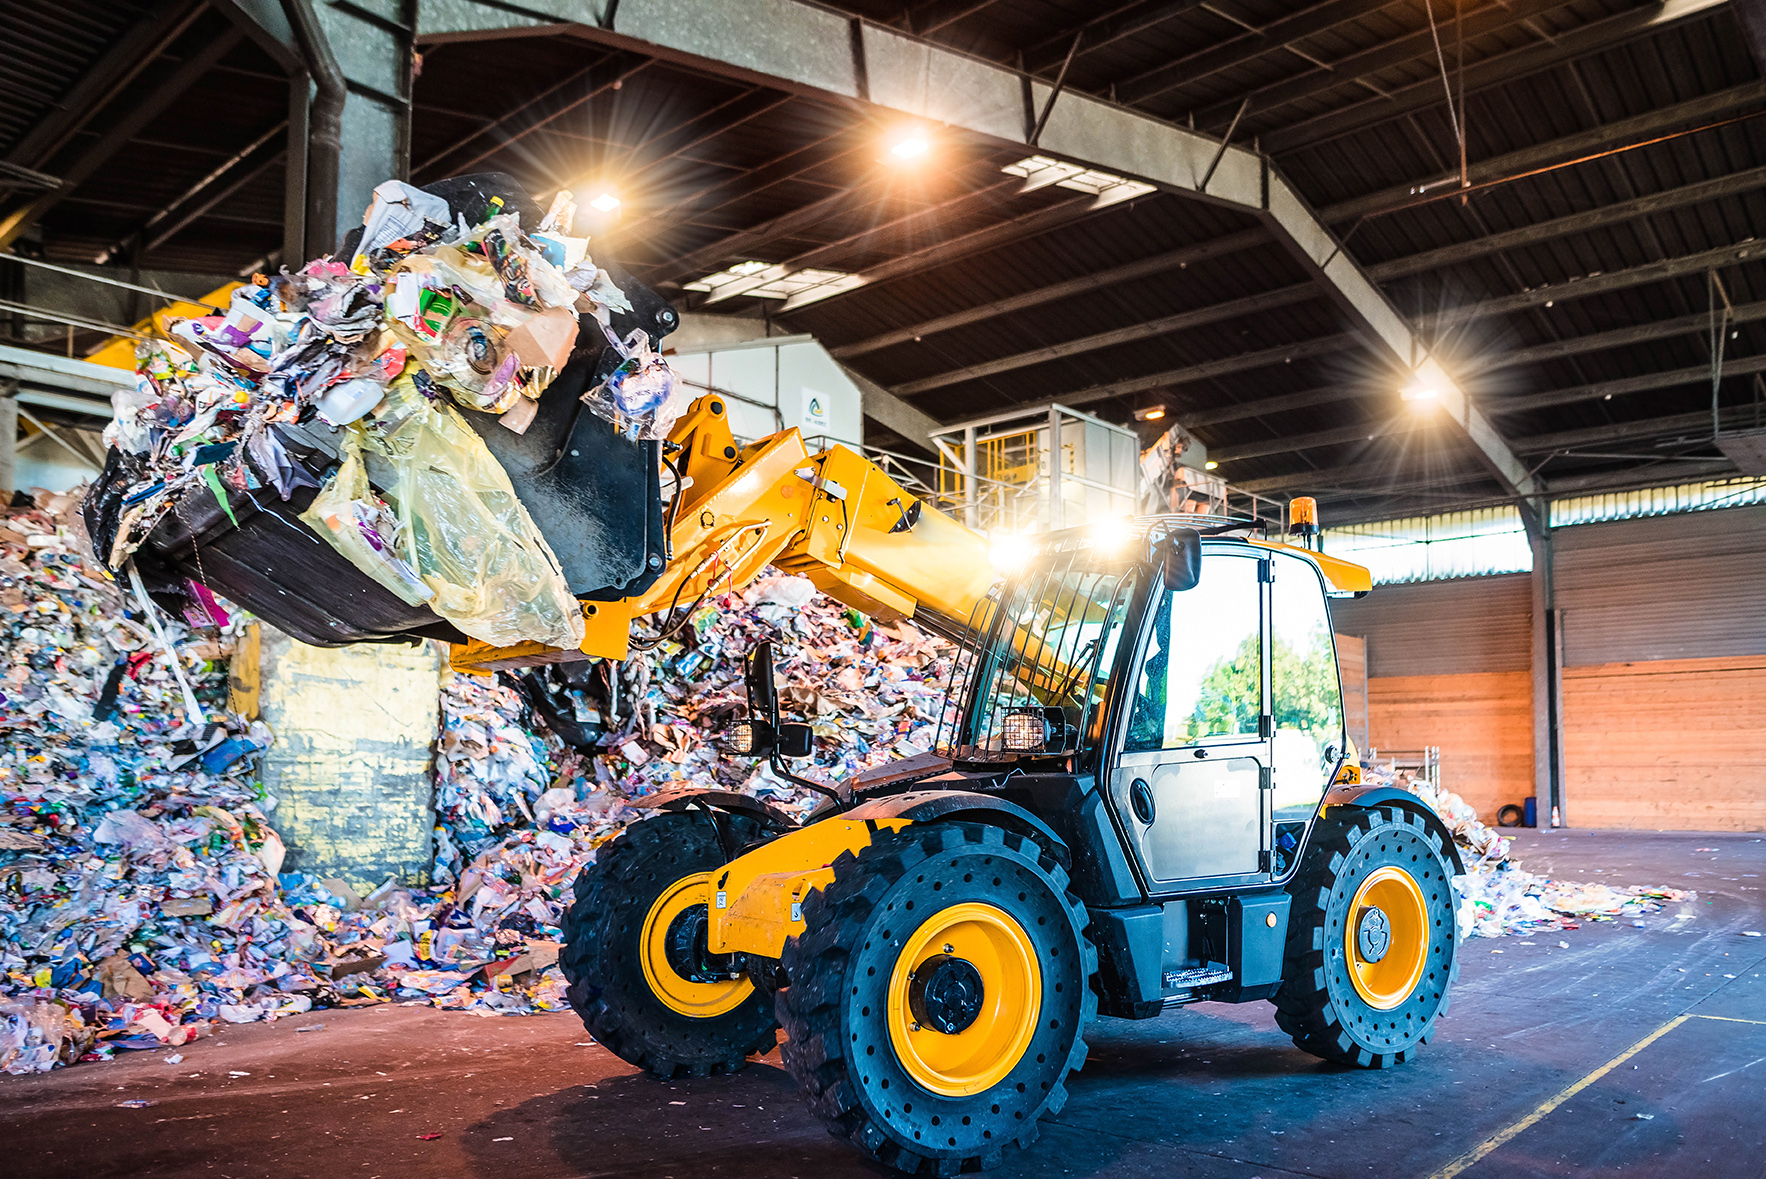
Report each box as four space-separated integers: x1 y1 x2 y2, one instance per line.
886 902 1041 1097
1344 865 1430 1010
639 871 753 1019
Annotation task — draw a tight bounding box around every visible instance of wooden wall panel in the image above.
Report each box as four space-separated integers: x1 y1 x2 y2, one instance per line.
1337 634 1368 755
1367 672 1534 823
1563 655 1766 832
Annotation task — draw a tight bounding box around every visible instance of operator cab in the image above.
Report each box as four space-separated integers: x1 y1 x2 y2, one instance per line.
936 513 1372 894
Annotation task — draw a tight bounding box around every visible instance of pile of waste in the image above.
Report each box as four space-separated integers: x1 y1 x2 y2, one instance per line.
0 499 955 1074
0 492 293 1074
95 178 683 651
1363 765 1694 938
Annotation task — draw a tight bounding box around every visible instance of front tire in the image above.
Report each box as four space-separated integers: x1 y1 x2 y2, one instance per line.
559 812 779 1077
1273 805 1460 1068
777 822 1097 1174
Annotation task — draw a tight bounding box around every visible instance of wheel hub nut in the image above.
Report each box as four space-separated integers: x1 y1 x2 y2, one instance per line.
907 955 985 1035
1356 905 1392 963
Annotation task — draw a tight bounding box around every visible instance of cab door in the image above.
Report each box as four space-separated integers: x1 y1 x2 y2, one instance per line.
1108 550 1271 891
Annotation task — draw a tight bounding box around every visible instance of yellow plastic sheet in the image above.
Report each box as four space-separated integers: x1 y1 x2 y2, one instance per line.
304 376 585 650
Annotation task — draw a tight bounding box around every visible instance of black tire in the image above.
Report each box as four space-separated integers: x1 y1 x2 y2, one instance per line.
1273 805 1460 1068
559 812 779 1078
776 822 1097 1175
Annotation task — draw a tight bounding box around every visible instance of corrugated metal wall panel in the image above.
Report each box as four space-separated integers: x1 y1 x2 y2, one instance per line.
1328 574 1533 677
1556 505 1766 666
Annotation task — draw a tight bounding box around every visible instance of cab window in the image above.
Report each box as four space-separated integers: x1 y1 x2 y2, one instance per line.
1124 554 1262 750
1269 552 1345 818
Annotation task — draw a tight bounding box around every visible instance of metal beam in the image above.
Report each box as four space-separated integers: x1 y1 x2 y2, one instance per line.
1181 383 1373 428
1114 0 1393 108
1263 0 1733 154
1543 458 1738 493
777 187 1132 312
4 0 205 170
0 28 245 251
616 134 868 260
654 181 878 282
1471 299 1766 375
934 333 1362 416
890 282 1319 395
1211 415 1418 464
419 0 1535 494
831 227 1269 359
1514 407 1747 454
1020 1 1212 74
841 364 941 451
908 0 1006 36
1431 240 1765 328
703 174 1029 299
1236 457 1492 496
1368 167 1766 282
1490 351 1766 414
1320 80 1766 224
1191 0 1567 131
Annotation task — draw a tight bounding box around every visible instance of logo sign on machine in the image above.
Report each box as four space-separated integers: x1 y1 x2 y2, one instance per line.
801 388 832 433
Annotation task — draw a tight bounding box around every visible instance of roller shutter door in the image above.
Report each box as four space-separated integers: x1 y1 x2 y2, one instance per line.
1555 505 1766 667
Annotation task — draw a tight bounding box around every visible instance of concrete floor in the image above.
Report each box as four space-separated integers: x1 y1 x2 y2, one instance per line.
6 828 1763 1179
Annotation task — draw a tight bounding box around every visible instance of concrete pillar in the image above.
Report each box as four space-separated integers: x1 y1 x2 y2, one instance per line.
218 0 412 260
0 381 16 497
1529 523 1566 827
257 628 444 891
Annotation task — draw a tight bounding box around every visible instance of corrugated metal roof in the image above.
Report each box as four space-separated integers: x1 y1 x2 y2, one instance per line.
6 0 1764 522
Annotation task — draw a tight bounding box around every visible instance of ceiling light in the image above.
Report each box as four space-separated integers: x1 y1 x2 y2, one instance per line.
1134 405 1166 422
1002 155 1155 201
1204 461 1218 470
588 192 621 213
685 261 863 306
1401 383 1441 404
886 127 932 162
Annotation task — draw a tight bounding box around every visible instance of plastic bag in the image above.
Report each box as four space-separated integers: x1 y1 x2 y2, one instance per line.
357 377 584 649
581 324 686 440
300 436 434 606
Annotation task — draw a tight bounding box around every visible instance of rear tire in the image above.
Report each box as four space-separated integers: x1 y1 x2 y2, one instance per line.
560 812 779 1078
776 822 1097 1174
1273 805 1459 1068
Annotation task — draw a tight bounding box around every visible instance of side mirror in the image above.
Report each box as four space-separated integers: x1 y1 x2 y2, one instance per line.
745 640 779 728
1160 528 1202 592
777 722 814 759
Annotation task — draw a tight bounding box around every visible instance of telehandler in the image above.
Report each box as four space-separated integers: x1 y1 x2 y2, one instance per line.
90 185 1462 1174
539 404 1464 1174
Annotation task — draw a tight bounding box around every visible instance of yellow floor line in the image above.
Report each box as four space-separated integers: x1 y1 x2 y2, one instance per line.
1423 1015 1691 1179
1690 1013 1766 1026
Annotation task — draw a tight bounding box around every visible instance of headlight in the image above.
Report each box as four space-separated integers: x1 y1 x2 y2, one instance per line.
1000 708 1049 752
724 718 774 757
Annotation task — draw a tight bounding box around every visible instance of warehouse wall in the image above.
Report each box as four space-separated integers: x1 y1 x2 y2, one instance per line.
1331 574 1534 822
1329 506 1766 831
1554 506 1766 831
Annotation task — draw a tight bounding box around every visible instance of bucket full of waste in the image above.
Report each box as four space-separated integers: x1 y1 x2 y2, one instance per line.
83 173 681 652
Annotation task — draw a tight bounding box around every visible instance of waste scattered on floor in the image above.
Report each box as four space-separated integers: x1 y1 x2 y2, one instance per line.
1363 766 1695 938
